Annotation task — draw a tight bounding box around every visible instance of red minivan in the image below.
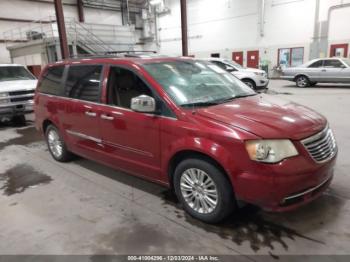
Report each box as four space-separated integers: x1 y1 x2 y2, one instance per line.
34 56 337 223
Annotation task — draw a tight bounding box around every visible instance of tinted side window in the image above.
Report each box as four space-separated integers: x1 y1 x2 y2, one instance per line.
107 67 153 108
39 66 65 95
308 60 323 68
324 60 343 68
65 65 102 102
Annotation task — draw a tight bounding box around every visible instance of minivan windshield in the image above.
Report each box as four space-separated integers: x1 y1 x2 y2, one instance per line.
0 66 35 82
143 60 256 107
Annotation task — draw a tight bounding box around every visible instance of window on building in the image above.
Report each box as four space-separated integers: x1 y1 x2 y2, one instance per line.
38 66 65 96
65 65 103 102
211 53 220 58
278 47 304 67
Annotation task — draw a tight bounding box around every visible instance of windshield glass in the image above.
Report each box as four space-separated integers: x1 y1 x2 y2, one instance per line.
0 66 35 82
342 59 350 67
143 60 255 107
223 59 244 69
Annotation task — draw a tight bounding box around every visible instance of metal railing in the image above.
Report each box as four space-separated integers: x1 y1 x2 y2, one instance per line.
2 16 136 54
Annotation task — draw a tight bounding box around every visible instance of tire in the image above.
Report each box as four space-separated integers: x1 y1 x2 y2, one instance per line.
310 82 317 87
173 157 236 223
295 75 310 88
243 79 256 90
45 124 73 162
12 115 26 125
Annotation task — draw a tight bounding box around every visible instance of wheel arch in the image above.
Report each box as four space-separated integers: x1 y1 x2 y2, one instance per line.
42 119 54 133
167 149 234 192
293 74 310 82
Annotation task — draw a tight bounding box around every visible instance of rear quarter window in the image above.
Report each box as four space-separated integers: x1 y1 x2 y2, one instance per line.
65 65 103 103
38 66 65 96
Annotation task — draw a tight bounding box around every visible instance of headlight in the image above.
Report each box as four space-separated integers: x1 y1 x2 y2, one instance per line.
0 92 10 104
245 139 298 163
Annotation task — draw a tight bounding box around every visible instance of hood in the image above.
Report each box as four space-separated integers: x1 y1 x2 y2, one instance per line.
239 67 266 74
195 94 326 140
0 80 37 93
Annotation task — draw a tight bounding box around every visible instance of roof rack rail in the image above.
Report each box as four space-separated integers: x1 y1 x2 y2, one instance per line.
69 50 159 59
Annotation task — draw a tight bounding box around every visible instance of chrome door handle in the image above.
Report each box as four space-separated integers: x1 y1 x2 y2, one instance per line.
85 111 96 117
101 114 114 121
321 69 327 72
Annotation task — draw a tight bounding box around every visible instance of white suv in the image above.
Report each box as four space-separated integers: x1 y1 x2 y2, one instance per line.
0 64 37 123
204 58 269 90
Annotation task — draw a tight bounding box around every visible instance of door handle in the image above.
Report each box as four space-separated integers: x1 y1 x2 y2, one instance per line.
85 111 96 117
101 114 114 121
321 69 327 72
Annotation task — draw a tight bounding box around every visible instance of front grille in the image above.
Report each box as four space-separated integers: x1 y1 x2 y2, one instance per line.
9 90 34 103
301 126 337 163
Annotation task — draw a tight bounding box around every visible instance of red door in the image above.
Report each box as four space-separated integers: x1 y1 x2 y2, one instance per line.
330 44 348 58
232 52 243 66
247 50 259 69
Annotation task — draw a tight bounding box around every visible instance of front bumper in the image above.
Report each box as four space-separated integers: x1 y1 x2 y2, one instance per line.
255 77 269 88
233 149 337 212
0 100 34 118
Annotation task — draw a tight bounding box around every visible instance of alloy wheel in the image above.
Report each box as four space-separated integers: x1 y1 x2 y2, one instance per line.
47 129 63 159
296 76 308 87
180 168 218 214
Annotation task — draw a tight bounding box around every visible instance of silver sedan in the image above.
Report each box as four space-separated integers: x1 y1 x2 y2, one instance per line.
281 57 350 87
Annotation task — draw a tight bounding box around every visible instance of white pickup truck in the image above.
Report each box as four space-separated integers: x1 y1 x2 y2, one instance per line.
0 64 37 123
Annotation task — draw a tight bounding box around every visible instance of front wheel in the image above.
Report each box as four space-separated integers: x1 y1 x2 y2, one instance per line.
295 75 310 88
243 79 256 90
173 158 236 223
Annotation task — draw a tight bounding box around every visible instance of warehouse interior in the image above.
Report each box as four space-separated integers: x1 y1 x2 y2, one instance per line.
0 0 350 261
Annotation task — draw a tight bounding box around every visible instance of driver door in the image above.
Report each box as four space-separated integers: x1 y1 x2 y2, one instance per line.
98 65 162 180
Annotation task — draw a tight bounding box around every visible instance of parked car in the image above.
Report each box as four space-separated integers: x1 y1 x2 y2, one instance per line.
281 57 350 87
35 57 337 223
0 64 37 123
203 58 269 89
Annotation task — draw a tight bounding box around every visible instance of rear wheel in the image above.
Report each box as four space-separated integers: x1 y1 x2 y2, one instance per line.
243 79 256 90
295 75 310 88
173 157 236 223
45 125 73 162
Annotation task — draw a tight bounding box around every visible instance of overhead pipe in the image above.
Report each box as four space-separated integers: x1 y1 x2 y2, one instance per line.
180 0 188 56
54 0 69 59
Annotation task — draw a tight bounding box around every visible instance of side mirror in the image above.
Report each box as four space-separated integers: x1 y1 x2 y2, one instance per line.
226 66 236 72
131 95 156 113
340 64 346 69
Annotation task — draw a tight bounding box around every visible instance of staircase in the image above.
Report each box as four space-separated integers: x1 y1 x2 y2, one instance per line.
3 16 137 61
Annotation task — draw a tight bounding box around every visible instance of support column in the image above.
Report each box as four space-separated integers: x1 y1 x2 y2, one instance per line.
54 0 69 59
77 0 85 23
180 0 188 56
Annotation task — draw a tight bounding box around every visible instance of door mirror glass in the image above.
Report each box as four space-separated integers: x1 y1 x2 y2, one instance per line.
131 95 156 113
340 64 346 69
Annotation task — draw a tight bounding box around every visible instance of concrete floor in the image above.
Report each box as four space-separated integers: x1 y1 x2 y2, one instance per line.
0 80 349 259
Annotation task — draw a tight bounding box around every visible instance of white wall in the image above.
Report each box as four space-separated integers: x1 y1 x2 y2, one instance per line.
158 0 350 69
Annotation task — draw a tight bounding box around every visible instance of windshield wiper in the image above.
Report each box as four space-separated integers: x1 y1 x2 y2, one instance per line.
215 94 256 104
181 101 219 108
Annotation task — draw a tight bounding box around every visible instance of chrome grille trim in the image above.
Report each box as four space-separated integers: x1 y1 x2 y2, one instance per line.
283 176 331 202
301 125 337 163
